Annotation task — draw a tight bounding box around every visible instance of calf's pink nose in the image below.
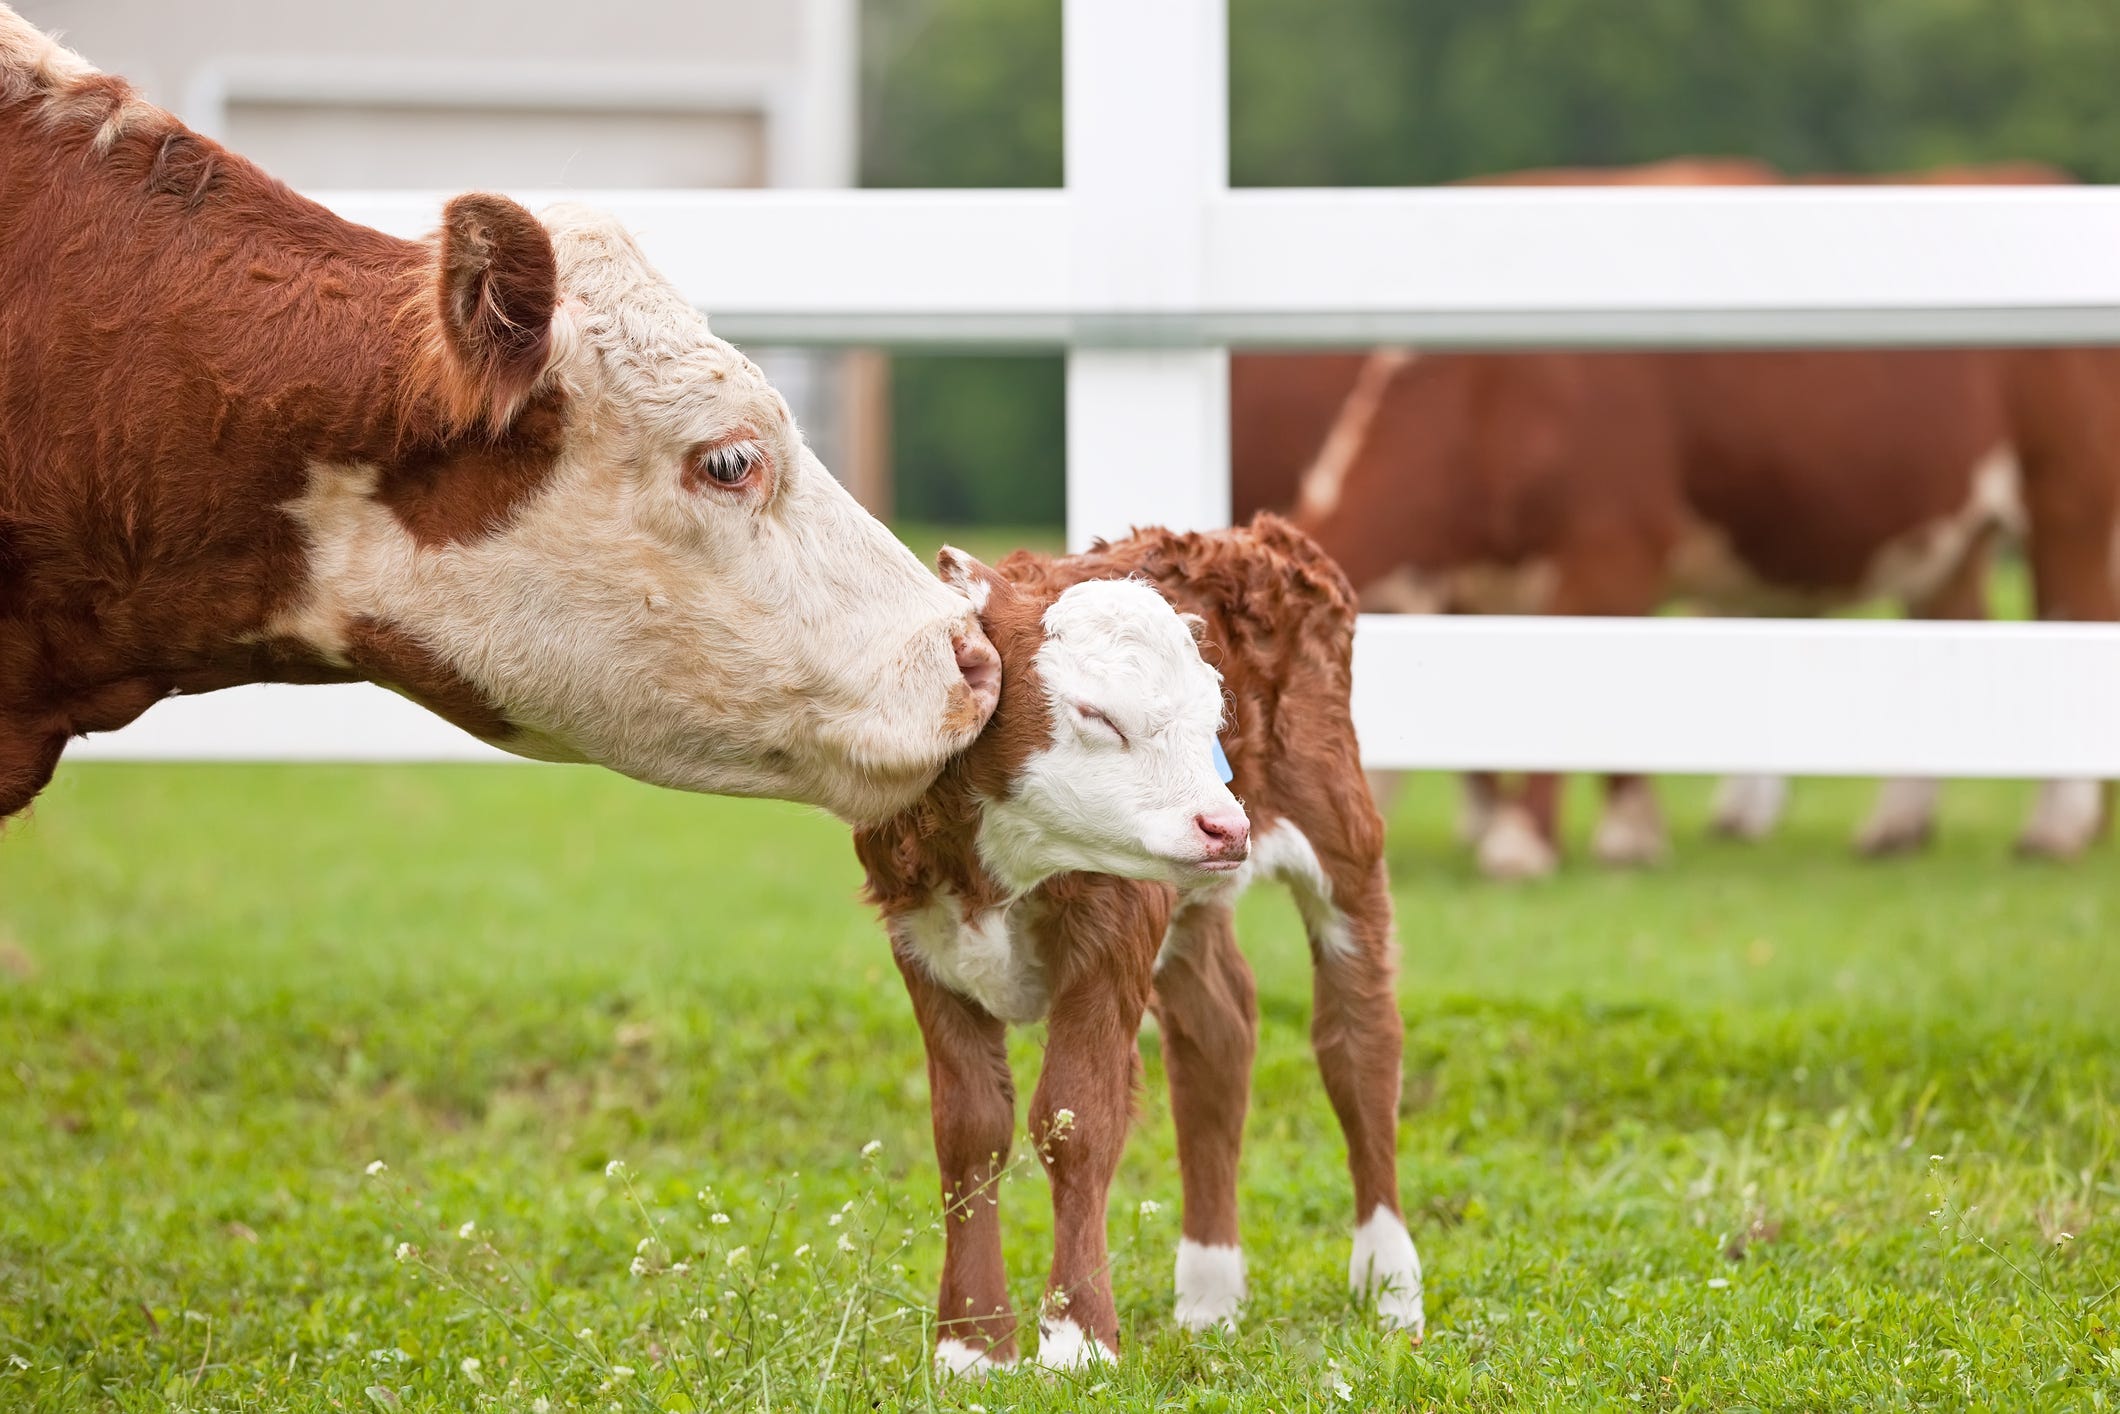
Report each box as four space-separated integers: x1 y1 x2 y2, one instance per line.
1195 809 1251 860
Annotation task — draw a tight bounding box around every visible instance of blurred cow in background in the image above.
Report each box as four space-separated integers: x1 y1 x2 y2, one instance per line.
1234 160 2117 879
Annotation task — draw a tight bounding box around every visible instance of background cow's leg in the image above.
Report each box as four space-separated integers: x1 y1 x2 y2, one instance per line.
1028 897 1159 1368
1151 900 1256 1333
2019 779 2111 861
1856 525 1997 856
1367 769 1409 826
889 943 1020 1374
2008 349 2120 858
1711 774 1791 841
1485 538 1663 880
0 725 65 822
1591 773 1668 867
1287 850 1422 1337
1477 773 1560 881
1855 777 1942 857
1458 771 1500 845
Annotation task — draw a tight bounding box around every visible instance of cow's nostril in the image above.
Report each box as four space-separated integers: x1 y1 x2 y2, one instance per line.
953 632 1000 704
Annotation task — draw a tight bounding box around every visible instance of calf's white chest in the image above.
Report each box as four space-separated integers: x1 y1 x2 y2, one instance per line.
894 891 1049 1024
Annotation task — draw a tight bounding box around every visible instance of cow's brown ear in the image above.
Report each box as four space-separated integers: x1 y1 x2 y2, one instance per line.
434 193 558 432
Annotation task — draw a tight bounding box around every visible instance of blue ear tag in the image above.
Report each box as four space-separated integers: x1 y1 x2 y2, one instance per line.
1211 736 1234 785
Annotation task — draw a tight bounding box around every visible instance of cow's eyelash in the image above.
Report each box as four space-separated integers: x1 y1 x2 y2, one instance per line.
1074 703 1128 745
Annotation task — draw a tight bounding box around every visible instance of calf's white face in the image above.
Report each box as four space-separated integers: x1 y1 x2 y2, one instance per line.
971 574 1250 891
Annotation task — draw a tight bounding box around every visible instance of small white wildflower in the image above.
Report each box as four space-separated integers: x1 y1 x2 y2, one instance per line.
696 1188 712 1203
576 1329 595 1342
459 1357 482 1383
7 1355 29 1370
393 1243 415 1263
1334 1375 1353 1402
689 1308 711 1323
605 1159 626 1179
1706 1278 1730 1290
837 1232 856 1253
457 1221 476 1241
531 1400 551 1414
671 1261 690 1275
722 1289 737 1302
2057 1232 2076 1243
1053 1108 1076 1129
637 1237 655 1254
793 1244 811 1260
968 1404 988 1414
610 1365 635 1379
725 1246 750 1267
1138 1200 1161 1218
827 1213 843 1227
629 1256 649 1277
840 1200 856 1214
364 1160 388 1177
861 1140 883 1158
710 1212 731 1226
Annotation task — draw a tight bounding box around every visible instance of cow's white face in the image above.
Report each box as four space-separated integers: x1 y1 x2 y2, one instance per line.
974 576 1249 891
280 203 998 823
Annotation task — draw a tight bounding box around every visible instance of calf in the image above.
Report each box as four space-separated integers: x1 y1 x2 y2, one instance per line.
0 6 996 826
856 516 1419 1370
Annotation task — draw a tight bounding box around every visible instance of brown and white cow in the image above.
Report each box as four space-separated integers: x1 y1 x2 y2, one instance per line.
856 516 1417 1370
0 6 1000 826
1234 160 2116 878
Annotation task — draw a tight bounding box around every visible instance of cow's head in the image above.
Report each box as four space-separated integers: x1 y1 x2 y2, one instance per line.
287 195 999 823
936 549 1249 891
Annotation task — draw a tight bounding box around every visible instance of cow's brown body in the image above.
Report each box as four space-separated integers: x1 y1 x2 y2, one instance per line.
1232 159 2116 873
857 517 1412 1364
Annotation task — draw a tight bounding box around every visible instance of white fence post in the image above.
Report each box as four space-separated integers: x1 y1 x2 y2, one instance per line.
1062 0 1231 552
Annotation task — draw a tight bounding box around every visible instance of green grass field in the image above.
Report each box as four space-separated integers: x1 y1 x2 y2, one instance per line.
5 762 2118 1412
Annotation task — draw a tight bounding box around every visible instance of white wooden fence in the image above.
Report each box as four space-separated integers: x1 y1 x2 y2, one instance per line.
74 0 2120 777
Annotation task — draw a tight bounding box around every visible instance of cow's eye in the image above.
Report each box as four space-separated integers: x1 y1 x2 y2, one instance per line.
1073 703 1128 745
683 440 763 492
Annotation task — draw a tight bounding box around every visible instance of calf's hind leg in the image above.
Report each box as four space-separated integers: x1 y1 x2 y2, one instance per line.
1288 847 1422 1335
891 942 1021 1374
1150 900 1258 1331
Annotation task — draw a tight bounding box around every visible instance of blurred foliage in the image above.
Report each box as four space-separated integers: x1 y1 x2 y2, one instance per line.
860 0 2120 524
1229 0 2120 186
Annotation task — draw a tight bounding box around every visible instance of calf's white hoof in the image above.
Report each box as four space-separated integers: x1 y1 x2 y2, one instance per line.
933 1340 1011 1379
1173 1239 1245 1332
1034 1318 1116 1371
1351 1208 1426 1340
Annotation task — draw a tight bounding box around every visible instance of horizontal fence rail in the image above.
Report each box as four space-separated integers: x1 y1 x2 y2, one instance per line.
315 187 2120 349
70 618 2120 777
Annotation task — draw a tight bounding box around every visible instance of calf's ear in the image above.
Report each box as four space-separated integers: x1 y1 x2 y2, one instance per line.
1178 611 1211 646
432 192 559 432
937 545 1004 617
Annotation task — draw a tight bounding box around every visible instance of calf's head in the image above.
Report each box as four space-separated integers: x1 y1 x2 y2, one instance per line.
289 196 998 822
938 550 1249 891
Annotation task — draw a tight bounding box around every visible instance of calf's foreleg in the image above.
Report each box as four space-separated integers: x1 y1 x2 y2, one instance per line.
892 941 1020 1374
